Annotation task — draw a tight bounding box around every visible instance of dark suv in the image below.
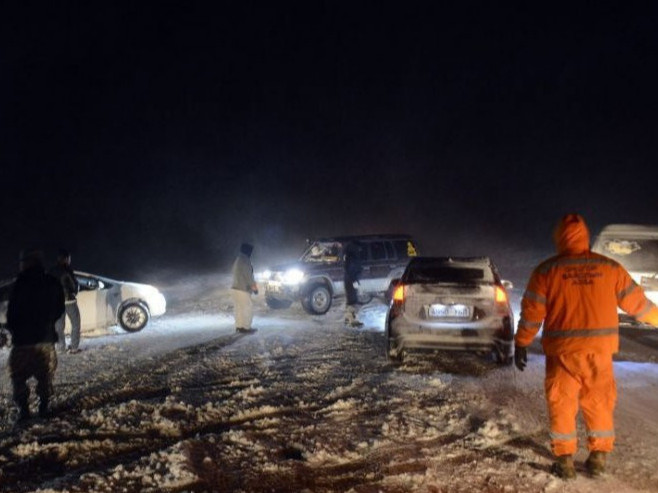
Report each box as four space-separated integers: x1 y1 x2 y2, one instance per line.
261 234 419 315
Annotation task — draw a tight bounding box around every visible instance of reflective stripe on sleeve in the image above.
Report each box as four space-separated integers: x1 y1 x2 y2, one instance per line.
523 290 546 304
550 431 577 441
635 301 656 320
519 318 542 329
587 429 615 439
542 327 618 339
617 282 639 301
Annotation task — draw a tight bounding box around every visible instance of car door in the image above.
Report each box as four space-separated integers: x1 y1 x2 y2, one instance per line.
364 240 397 292
355 241 380 293
75 274 111 331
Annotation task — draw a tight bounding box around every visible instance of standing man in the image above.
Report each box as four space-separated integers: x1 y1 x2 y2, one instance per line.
231 243 258 333
50 249 81 353
6 249 65 421
343 241 364 328
514 214 658 479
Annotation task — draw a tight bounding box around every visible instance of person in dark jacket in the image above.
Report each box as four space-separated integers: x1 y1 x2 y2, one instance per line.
343 241 364 327
6 249 65 421
49 249 81 353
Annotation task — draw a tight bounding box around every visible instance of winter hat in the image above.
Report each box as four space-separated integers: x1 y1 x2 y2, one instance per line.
240 243 254 256
553 213 590 254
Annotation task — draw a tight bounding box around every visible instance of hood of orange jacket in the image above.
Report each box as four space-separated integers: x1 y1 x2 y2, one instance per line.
553 214 590 255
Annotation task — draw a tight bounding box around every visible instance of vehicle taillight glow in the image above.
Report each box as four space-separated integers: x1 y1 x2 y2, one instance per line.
495 286 507 303
393 284 405 302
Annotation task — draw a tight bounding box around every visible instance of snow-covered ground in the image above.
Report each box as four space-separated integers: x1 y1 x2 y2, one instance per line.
0 274 657 492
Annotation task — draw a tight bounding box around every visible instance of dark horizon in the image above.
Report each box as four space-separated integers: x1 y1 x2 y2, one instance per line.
2 3 657 283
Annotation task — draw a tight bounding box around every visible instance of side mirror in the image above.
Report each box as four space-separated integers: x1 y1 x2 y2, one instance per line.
502 280 514 290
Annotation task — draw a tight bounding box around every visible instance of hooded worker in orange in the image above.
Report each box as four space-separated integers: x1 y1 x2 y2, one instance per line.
515 214 658 479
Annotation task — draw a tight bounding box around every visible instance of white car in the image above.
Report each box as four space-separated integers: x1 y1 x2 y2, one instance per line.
0 271 166 333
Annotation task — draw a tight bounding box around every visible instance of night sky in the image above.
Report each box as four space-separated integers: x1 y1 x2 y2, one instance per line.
2 2 657 283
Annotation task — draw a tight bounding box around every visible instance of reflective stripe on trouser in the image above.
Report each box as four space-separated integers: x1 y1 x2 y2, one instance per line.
55 302 81 350
545 353 616 456
231 289 253 329
9 344 58 413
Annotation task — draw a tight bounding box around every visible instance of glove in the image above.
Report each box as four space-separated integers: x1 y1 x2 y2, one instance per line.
514 345 528 371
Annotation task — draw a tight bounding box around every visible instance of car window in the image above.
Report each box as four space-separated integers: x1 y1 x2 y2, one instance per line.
353 243 368 261
77 276 99 291
393 240 417 259
302 242 341 263
406 265 493 284
385 242 395 258
370 242 387 261
594 238 658 272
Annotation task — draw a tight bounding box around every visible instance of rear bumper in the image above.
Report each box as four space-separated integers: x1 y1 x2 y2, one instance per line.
388 315 514 353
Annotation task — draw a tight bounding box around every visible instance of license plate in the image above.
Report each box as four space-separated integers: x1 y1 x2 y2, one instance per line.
266 282 282 293
427 303 471 318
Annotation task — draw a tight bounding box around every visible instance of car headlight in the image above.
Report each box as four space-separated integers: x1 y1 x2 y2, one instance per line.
282 268 305 285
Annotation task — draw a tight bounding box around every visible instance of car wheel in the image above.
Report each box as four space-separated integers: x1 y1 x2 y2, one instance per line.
387 339 403 364
493 344 513 366
119 302 150 332
302 284 332 315
265 297 293 309
357 292 373 305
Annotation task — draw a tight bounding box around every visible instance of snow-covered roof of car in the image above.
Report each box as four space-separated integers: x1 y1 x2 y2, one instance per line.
409 256 493 266
312 234 413 243
596 224 658 239
74 271 122 283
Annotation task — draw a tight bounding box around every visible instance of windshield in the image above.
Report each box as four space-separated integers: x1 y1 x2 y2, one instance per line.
301 241 342 263
594 238 658 272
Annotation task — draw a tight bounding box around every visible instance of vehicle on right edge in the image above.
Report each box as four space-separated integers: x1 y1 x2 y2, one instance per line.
592 224 658 325
385 256 514 365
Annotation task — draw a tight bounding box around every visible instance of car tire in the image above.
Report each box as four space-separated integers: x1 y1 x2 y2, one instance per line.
387 339 403 364
118 302 150 332
493 344 513 366
265 297 293 309
357 293 373 305
301 284 332 315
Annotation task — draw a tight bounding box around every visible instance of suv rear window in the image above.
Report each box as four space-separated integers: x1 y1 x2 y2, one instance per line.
405 261 493 284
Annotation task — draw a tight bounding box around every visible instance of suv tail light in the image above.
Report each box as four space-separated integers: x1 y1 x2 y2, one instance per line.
390 284 406 318
393 284 405 302
495 285 508 304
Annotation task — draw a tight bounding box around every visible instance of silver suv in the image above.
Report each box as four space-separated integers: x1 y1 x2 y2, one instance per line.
261 234 418 315
385 256 514 364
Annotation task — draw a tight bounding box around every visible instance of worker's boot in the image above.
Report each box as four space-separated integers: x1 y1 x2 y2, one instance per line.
585 451 607 477
345 306 363 328
551 455 576 479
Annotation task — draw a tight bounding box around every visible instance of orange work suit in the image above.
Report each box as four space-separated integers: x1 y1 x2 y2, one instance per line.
516 214 658 457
